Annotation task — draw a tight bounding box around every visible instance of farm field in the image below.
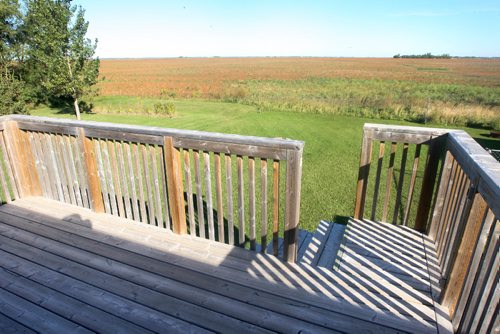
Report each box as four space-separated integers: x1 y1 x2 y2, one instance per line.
32 99 498 231
99 57 500 128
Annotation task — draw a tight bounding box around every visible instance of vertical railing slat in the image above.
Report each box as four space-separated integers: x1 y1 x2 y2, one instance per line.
371 141 385 221
225 154 234 245
0 133 19 200
194 150 205 238
260 159 268 253
94 138 111 214
272 160 280 256
204 152 215 241
141 144 155 225
118 142 133 219
403 144 421 226
78 131 104 212
248 157 256 250
215 153 224 243
151 145 164 227
125 142 140 221
108 140 125 218
392 142 409 224
382 142 397 222
132 143 147 222
183 150 196 235
237 155 245 247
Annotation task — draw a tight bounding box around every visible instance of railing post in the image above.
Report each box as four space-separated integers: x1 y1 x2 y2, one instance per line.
164 136 187 234
78 128 104 213
284 148 303 263
414 136 444 232
3 121 41 197
354 128 373 220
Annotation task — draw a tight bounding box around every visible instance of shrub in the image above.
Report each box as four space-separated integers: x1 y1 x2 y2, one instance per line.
153 102 176 118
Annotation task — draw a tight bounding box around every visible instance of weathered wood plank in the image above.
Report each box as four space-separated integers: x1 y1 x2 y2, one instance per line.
163 137 186 234
0 198 436 334
50 134 70 203
132 143 147 222
371 141 385 221
284 148 303 262
204 151 215 240
101 139 118 214
354 131 373 219
429 150 454 240
225 154 234 245
150 145 164 227
272 160 280 256
382 142 397 222
260 159 268 252
215 153 224 242
0 287 91 333
117 142 133 219
67 136 88 208
3 122 41 197
453 211 498 333
0 133 19 200
174 137 287 160
237 155 245 247
141 144 156 225
0 267 150 334
108 140 125 218
193 150 205 238
183 150 196 235
9 115 305 151
392 143 409 224
34 132 57 200
414 137 444 232
93 138 111 213
402 144 421 226
158 145 170 230
78 129 103 212
441 193 488 317
248 157 256 250
27 132 48 199
125 143 140 221
59 135 79 206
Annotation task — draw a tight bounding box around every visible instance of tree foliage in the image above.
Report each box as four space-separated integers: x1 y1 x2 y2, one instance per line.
23 0 99 119
0 0 99 118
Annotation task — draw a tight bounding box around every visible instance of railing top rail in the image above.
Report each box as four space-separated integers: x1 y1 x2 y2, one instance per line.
363 123 459 137
2 115 304 151
448 131 500 217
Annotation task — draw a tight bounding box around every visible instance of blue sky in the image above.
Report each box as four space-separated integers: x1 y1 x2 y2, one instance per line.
74 0 500 58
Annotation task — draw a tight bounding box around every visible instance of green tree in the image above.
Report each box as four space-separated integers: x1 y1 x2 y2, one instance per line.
24 0 99 119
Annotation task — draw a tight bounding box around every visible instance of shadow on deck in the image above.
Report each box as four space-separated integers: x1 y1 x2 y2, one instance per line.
0 197 450 333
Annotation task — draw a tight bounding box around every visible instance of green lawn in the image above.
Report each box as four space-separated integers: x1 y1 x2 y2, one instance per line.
31 97 499 231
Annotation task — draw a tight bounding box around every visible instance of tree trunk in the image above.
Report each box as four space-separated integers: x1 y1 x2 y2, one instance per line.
73 97 81 120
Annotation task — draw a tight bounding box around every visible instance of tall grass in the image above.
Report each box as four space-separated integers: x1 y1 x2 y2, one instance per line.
220 78 500 129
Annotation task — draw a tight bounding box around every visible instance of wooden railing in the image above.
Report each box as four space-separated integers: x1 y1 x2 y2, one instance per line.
354 123 499 333
0 115 304 262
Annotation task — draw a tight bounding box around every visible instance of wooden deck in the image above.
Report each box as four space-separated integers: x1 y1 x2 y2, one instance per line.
0 197 452 333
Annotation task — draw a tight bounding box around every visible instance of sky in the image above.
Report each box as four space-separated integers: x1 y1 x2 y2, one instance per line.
73 0 500 58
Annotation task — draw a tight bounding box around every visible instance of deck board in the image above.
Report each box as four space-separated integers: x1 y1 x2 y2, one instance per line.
0 197 451 333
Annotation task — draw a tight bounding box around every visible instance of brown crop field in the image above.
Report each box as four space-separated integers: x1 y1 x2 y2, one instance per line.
99 57 500 97
97 57 500 129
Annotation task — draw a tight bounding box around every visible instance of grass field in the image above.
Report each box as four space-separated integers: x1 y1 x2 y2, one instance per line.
32 98 499 231
98 57 500 128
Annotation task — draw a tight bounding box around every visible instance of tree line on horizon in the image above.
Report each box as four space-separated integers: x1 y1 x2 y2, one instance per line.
0 0 98 119
393 53 451 59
